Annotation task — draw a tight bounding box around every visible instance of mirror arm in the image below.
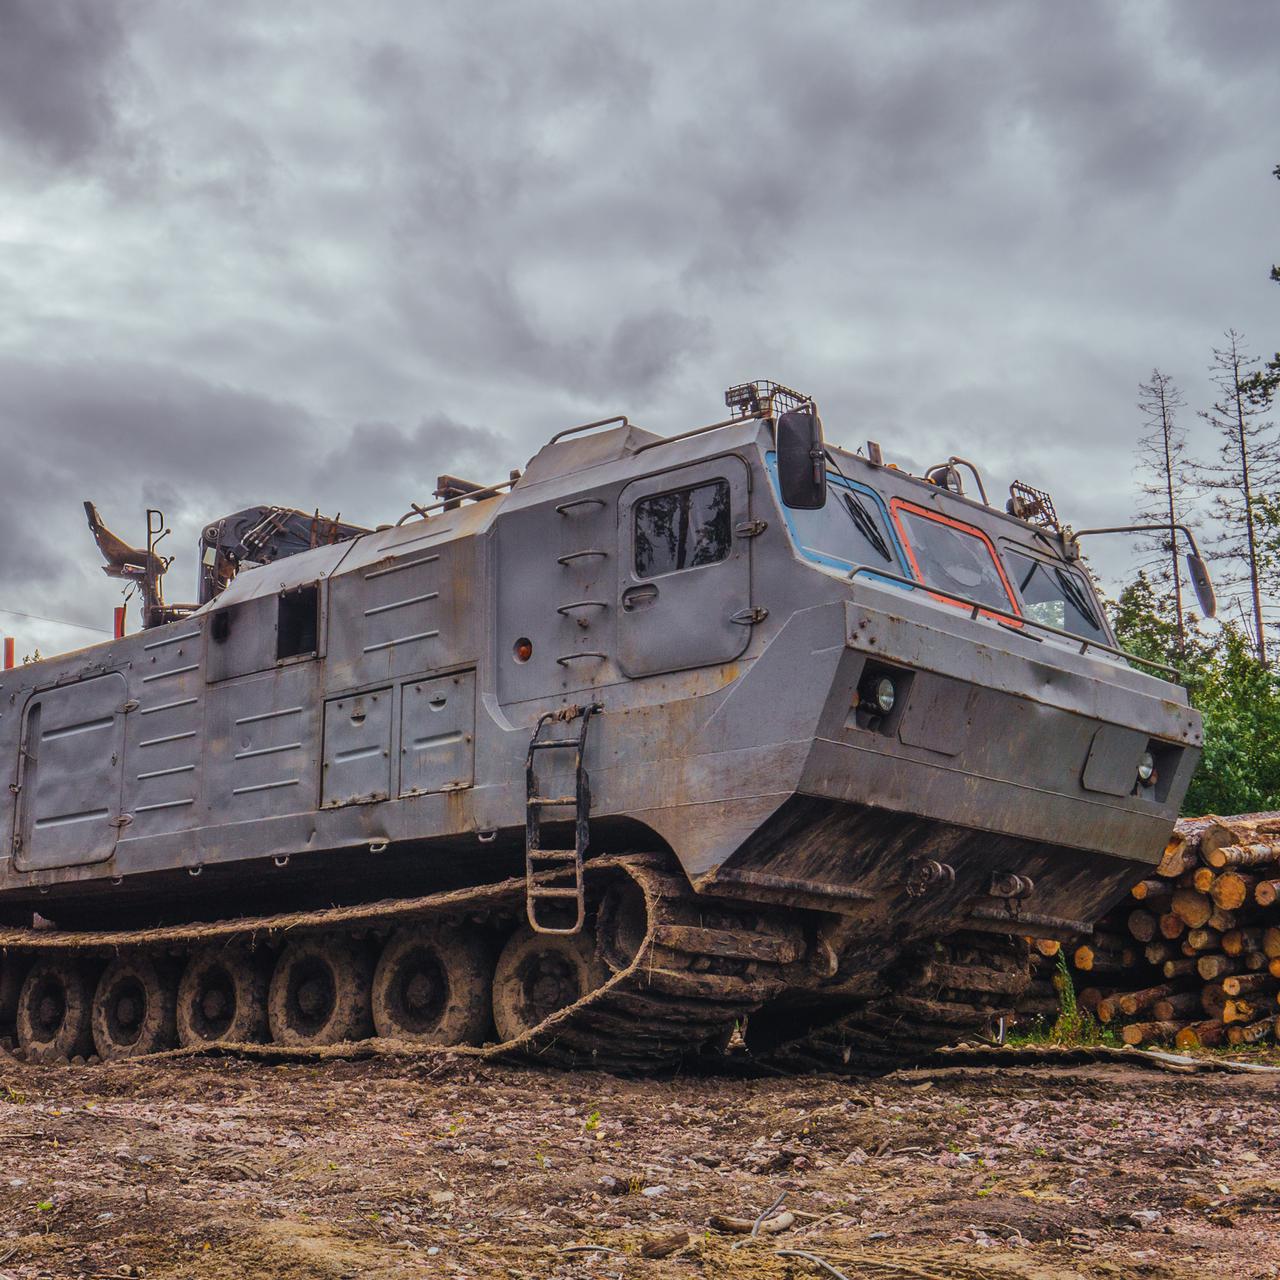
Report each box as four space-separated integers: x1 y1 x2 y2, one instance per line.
1070 523 1216 619
1071 523 1203 559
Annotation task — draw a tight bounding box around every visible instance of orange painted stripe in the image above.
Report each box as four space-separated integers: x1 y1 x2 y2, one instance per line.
889 497 1021 622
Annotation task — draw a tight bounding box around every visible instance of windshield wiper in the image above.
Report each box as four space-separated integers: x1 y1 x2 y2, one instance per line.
842 491 893 563
1054 567 1102 632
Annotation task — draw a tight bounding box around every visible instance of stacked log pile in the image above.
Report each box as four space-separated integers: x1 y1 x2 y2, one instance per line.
1022 812 1280 1050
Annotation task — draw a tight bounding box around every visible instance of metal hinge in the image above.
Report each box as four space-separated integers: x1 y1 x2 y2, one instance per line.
735 519 768 538
730 606 769 625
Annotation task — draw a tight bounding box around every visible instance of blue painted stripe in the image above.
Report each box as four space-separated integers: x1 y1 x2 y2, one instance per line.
763 452 917 589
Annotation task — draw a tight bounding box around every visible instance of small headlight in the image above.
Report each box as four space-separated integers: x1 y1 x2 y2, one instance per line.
1137 751 1156 785
872 676 896 715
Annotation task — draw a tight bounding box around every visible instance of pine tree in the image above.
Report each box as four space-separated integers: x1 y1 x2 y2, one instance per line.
1197 330 1279 666
1133 369 1190 656
1111 578 1280 814
1110 572 1184 669
1253 164 1280 589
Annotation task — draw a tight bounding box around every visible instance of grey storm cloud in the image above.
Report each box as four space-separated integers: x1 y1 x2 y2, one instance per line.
0 0 1278 653
0 0 136 173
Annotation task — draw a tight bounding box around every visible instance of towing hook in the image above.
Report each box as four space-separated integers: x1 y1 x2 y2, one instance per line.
989 871 1035 900
905 859 956 899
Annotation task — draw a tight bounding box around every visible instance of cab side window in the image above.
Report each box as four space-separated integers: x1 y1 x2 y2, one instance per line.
634 479 731 578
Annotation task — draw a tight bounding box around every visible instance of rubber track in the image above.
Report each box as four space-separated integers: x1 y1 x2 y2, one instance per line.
0 856 791 1072
753 934 1032 1076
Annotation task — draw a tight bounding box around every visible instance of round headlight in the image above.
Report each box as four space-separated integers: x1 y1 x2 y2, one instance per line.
1137 751 1156 785
872 676 896 715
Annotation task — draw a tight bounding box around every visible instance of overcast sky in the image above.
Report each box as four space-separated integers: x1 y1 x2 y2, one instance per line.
1 0 1277 657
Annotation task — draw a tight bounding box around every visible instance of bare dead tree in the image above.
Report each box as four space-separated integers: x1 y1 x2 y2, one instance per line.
1197 331 1279 666
1134 369 1189 656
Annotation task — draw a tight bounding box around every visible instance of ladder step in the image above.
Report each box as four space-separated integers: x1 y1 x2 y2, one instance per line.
529 795 577 807
528 849 578 862
530 739 579 750
529 886 583 900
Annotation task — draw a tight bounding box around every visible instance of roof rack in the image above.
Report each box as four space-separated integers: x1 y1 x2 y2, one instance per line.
724 380 811 419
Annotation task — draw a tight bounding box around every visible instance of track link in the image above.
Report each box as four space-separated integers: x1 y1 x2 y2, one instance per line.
0 856 794 1072
0 867 1036 1075
750 932 1032 1075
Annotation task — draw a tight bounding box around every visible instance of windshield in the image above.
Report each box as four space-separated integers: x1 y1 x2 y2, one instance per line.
892 502 1016 614
1005 548 1107 640
766 453 906 575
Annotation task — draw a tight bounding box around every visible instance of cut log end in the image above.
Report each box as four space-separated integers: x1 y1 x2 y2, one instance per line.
1121 1020 1180 1047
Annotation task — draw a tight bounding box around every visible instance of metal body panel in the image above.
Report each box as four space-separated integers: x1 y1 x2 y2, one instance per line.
206 593 280 683
400 671 476 797
203 665 320 823
897 674 975 756
1082 725 1151 797
0 414 1202 945
325 535 476 694
124 625 206 837
14 673 128 871
616 456 753 677
494 482 620 703
322 688 393 807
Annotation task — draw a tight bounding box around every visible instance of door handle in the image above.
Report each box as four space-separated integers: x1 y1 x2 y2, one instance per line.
621 584 659 612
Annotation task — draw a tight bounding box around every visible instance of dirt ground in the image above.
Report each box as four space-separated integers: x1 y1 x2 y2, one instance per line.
1 1049 1278 1280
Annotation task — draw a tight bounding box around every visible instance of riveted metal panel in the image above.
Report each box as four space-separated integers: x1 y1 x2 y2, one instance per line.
897 674 977 757
617 456 752 677
494 486 619 705
206 585 325 685
325 532 476 693
14 673 128 871
123 624 205 837
205 594 279 683
322 688 393 807
400 670 475 797
203 665 320 822
0 671 17 857
1082 724 1147 797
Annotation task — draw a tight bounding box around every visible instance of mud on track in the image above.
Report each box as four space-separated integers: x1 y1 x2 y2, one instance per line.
1 1051 1279 1280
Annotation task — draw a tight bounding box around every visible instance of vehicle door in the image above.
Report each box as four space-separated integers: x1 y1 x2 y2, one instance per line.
617 456 754 677
13 673 129 871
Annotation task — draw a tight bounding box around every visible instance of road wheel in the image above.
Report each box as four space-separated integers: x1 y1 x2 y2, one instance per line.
177 948 271 1047
16 958 96 1062
0 956 30 1033
372 924 492 1046
596 878 650 973
91 957 178 1061
267 937 373 1047
492 927 608 1043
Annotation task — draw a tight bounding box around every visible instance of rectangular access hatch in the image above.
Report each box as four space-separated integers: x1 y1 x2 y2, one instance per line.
399 670 476 796
14 673 129 871
321 688 392 807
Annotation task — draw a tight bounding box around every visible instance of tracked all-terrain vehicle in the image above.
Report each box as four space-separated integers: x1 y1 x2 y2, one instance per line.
0 383 1213 1072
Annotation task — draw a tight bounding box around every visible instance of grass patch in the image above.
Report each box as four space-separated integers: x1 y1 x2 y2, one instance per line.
1007 953 1119 1048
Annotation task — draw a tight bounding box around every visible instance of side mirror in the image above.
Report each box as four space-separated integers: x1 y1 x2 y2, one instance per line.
1186 553 1216 619
776 407 827 510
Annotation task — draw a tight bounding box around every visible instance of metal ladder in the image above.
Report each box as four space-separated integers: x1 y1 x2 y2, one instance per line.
524 703 601 935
